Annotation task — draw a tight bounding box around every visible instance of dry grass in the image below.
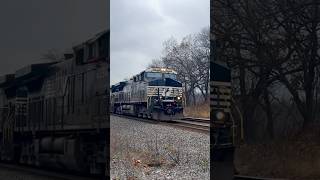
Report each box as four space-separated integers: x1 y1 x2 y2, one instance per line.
235 125 320 179
184 102 210 118
110 131 187 179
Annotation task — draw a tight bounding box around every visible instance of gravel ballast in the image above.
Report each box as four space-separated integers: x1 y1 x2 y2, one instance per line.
110 115 210 180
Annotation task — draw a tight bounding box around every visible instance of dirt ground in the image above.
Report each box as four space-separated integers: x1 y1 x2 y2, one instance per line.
235 127 320 179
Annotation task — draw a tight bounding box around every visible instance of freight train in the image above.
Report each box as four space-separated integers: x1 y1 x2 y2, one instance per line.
111 67 184 121
0 30 109 176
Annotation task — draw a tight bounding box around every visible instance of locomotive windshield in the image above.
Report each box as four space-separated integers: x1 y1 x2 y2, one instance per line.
145 72 177 80
164 73 176 79
146 72 162 78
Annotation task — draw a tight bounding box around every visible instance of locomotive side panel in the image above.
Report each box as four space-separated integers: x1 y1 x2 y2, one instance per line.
0 31 109 176
65 62 108 127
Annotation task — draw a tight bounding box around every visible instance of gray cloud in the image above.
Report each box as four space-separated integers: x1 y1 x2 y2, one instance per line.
110 0 209 85
0 0 108 75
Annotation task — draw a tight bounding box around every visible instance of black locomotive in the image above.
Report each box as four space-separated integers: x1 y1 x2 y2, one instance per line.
111 67 184 121
0 30 109 176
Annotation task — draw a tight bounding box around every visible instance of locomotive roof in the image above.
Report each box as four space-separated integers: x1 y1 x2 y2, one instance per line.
0 74 15 87
0 30 109 91
0 62 57 89
111 81 127 92
145 67 177 74
73 30 109 50
111 67 178 88
87 30 108 43
15 62 57 79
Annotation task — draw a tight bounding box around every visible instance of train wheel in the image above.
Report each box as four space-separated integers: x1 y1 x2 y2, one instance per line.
143 113 148 118
116 106 122 114
13 145 22 163
19 143 28 164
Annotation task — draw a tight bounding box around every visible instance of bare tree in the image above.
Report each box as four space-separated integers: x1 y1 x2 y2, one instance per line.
213 0 320 141
161 36 198 105
213 0 283 140
156 28 210 105
41 48 64 62
194 27 210 101
273 0 320 129
148 58 165 68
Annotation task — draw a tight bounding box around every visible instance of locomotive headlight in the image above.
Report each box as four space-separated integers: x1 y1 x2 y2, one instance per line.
215 111 225 121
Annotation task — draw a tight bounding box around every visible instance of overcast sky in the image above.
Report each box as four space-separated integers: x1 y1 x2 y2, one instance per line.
0 0 108 76
110 0 209 85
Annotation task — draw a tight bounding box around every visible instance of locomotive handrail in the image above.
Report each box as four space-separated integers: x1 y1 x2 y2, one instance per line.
231 97 244 142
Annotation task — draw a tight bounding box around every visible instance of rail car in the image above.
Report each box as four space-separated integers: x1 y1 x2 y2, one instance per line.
0 30 109 176
111 68 184 121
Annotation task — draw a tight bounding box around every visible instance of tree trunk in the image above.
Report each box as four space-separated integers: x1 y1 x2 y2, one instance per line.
263 89 274 140
192 88 197 106
242 98 258 143
198 86 207 102
303 2 318 128
205 77 209 102
184 83 189 106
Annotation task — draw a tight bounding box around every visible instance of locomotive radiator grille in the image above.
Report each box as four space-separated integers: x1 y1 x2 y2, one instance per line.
15 97 28 129
210 81 232 113
210 80 235 146
45 78 56 97
15 97 28 116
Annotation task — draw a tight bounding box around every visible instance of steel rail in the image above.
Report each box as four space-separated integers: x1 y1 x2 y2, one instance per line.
0 163 102 180
111 114 209 133
234 175 287 180
181 116 210 123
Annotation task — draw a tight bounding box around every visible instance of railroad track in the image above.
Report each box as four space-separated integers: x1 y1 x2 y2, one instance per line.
112 114 210 133
168 117 209 133
181 117 210 123
111 113 158 124
112 115 285 180
0 163 103 180
0 162 282 180
234 175 286 180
